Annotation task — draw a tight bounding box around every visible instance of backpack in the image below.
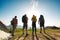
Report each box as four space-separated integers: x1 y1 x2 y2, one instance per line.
11 19 14 25
40 17 44 23
22 16 26 23
32 15 37 22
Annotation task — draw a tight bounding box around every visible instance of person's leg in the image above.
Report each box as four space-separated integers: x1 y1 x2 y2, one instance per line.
32 27 34 35
12 25 16 36
32 22 34 40
40 23 43 33
11 26 14 36
26 23 28 36
43 24 45 33
32 23 34 36
32 26 34 40
35 23 36 34
23 23 25 34
40 27 42 33
32 27 34 40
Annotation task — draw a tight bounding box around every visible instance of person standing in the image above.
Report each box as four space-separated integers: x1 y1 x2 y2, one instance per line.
31 15 37 35
22 14 28 36
38 15 45 33
11 16 18 36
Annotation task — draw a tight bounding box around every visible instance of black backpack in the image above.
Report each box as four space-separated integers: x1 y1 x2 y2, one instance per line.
40 15 44 23
22 16 26 23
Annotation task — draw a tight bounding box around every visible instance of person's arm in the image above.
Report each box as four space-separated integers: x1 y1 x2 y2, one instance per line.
27 17 28 21
16 19 18 25
36 19 37 21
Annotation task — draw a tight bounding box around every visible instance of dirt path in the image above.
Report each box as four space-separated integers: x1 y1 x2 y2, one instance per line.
14 32 60 40
47 32 60 40
10 29 60 40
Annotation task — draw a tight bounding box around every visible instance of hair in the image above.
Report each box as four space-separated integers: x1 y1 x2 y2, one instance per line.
15 16 17 18
40 15 44 18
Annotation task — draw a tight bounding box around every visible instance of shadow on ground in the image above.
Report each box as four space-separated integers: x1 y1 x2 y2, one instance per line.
41 32 56 40
17 34 24 40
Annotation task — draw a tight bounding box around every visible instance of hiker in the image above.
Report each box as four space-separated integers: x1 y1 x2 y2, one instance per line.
22 14 28 36
38 15 45 33
31 15 37 35
11 16 18 36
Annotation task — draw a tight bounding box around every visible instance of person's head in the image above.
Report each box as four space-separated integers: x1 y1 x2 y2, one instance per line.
40 15 44 18
14 16 17 19
33 15 35 17
24 14 27 17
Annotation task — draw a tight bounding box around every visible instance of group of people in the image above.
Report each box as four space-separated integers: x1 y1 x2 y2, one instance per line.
10 14 45 36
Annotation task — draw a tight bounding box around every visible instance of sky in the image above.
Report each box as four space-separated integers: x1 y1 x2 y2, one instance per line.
0 0 60 28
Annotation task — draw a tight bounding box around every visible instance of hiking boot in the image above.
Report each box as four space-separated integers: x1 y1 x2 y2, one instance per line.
40 31 42 33
26 33 28 37
11 34 14 36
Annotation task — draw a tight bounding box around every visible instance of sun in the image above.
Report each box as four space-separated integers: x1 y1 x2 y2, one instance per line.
23 0 40 27
25 0 40 19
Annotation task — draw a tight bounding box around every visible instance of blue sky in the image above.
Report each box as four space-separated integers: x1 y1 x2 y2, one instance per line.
0 0 60 27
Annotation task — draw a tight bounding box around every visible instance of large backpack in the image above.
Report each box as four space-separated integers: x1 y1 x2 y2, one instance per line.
40 16 44 24
11 19 14 25
32 15 37 23
22 16 26 23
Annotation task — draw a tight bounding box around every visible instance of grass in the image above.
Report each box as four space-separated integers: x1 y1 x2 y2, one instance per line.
9 28 60 40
